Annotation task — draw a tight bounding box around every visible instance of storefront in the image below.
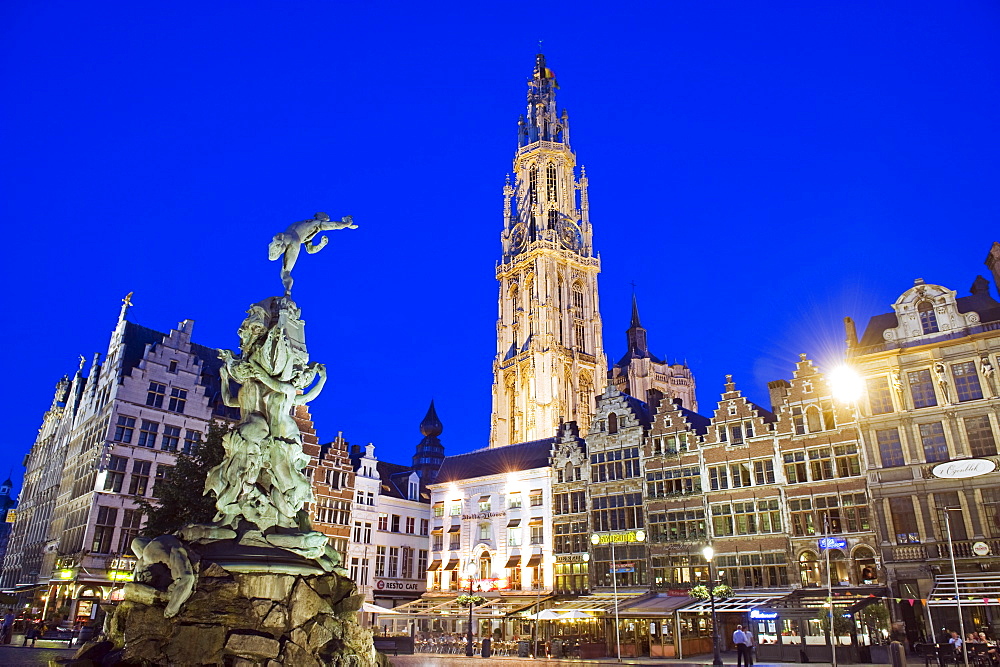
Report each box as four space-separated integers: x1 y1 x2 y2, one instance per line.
751 588 890 663
677 594 785 659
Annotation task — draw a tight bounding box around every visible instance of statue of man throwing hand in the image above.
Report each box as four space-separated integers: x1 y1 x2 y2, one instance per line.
268 212 357 295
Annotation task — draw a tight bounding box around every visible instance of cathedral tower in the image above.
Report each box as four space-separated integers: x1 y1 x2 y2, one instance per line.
490 54 607 448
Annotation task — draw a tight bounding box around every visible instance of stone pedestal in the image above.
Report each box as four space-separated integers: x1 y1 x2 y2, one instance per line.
74 562 390 666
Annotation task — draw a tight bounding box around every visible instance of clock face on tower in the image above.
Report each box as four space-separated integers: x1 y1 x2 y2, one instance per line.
559 220 581 250
510 223 527 252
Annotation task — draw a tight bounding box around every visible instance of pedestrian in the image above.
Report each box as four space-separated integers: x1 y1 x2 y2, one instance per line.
734 624 754 667
1 611 13 644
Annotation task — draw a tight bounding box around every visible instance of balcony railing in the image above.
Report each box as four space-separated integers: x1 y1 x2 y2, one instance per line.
883 537 1000 562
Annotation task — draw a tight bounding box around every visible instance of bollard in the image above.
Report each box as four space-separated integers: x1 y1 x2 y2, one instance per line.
890 641 906 667
482 637 492 658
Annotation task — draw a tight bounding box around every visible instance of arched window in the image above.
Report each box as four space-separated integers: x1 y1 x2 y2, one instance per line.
529 166 538 205
479 553 492 580
547 209 559 229
608 412 619 434
546 163 558 201
806 406 822 432
572 283 584 310
918 301 939 335
799 550 821 587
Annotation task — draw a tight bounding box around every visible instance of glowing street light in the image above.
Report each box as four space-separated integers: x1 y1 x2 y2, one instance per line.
702 546 723 667
829 364 864 404
465 560 478 657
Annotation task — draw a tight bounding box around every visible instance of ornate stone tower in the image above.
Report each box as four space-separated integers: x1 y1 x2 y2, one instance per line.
490 54 607 448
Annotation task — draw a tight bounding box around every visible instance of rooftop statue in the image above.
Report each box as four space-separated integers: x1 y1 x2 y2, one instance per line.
268 212 357 295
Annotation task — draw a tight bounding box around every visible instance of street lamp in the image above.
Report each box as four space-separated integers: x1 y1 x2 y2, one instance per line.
943 508 970 667
702 546 724 667
465 560 478 657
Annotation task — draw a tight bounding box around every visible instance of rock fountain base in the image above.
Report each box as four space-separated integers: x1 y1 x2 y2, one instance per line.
73 559 389 667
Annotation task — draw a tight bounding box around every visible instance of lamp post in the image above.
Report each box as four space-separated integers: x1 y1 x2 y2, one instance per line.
702 546 724 667
824 516 838 667
591 530 646 663
943 509 970 667
465 560 478 657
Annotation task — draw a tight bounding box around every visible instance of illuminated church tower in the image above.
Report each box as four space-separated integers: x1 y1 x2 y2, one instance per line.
490 54 606 448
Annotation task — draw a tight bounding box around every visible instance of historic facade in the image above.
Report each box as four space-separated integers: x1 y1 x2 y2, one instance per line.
490 54 607 448
846 256 1000 641
344 404 440 610
0 299 237 620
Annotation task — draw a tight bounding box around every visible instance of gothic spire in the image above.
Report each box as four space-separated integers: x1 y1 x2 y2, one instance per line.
625 293 649 358
412 400 444 481
521 52 567 147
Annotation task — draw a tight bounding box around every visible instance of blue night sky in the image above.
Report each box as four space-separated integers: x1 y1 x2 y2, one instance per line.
2 2 998 493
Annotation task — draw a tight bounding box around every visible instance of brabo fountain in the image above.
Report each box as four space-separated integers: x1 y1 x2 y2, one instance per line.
74 213 390 666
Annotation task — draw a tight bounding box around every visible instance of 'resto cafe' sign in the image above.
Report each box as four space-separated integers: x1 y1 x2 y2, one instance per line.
931 458 996 480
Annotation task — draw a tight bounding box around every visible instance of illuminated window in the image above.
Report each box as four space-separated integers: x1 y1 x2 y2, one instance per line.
128 460 151 496
546 163 557 201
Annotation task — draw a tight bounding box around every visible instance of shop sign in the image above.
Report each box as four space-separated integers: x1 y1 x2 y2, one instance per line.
375 579 425 592
592 529 646 544
458 577 510 591
461 511 507 520
610 562 635 573
818 537 848 551
556 554 587 563
110 557 136 571
109 570 133 582
5 509 14 523
973 542 991 556
750 608 779 620
931 459 996 479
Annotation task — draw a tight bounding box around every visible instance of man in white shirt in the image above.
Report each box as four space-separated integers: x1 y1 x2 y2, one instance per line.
734 624 753 667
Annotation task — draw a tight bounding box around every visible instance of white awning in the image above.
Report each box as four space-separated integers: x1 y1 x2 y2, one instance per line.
929 574 1000 606
679 595 783 613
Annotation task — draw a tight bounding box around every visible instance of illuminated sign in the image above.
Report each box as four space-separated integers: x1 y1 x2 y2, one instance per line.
457 577 509 592
610 562 635 574
750 609 778 620
461 511 507 520
556 554 588 563
5 510 14 524
818 537 848 551
973 542 991 557
56 569 75 580
109 571 133 582
592 530 646 545
932 459 996 479
375 579 425 592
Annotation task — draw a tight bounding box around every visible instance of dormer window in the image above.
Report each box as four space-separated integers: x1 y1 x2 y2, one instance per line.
917 301 939 335
408 481 419 500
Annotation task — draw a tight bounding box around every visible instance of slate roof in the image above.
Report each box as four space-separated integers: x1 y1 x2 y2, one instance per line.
120 321 238 420
675 405 712 435
858 288 1000 348
435 437 556 483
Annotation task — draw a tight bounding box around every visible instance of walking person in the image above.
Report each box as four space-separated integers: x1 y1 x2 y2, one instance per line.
734 624 754 667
